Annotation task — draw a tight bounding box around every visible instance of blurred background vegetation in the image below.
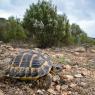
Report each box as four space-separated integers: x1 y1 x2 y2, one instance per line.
0 0 95 48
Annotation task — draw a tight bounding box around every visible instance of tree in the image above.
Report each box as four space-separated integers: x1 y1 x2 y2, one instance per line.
8 16 27 42
70 23 88 45
23 0 60 48
63 17 71 45
23 0 90 47
0 18 10 42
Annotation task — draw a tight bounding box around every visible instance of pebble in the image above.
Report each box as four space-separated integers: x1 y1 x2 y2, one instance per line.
64 58 71 64
61 85 68 90
64 65 71 71
81 69 90 76
80 82 87 87
74 74 83 78
75 47 85 52
47 88 56 95
69 83 77 88
53 75 60 82
56 85 61 91
51 82 55 86
74 52 80 56
64 75 74 81
90 49 95 53
62 92 68 95
36 89 44 95
62 91 71 95
0 89 4 95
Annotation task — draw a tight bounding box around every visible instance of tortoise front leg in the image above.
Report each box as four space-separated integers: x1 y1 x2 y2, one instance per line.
37 73 52 89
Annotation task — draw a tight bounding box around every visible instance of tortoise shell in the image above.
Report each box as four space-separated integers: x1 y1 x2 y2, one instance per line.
6 50 52 80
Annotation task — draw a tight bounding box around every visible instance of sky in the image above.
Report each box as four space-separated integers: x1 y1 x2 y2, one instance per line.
0 0 95 38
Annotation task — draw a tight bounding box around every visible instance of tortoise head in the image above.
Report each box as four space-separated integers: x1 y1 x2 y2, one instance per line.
52 63 63 73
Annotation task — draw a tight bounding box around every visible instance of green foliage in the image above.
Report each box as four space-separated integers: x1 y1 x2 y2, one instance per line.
23 0 90 48
85 37 95 46
70 23 88 45
0 17 27 42
23 0 59 48
0 0 94 46
8 17 27 41
0 18 9 41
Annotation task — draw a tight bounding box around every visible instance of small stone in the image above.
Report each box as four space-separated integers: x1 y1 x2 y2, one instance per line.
64 65 71 70
0 89 4 95
73 92 79 95
28 89 34 95
0 49 2 53
15 88 23 94
29 83 33 87
48 88 56 95
3 58 11 63
37 89 44 95
19 91 23 95
8 47 14 51
68 91 72 94
61 85 68 90
51 82 55 86
70 50 74 53
64 75 74 81
62 91 68 95
53 75 60 82
88 59 95 63
69 83 77 88
56 85 61 91
74 74 83 78
81 69 90 76
74 52 80 56
80 82 87 87
64 58 71 64
56 54 63 58
90 49 95 53
15 91 19 94
75 47 85 52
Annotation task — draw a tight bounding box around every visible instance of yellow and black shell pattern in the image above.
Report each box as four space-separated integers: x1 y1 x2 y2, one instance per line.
6 50 52 80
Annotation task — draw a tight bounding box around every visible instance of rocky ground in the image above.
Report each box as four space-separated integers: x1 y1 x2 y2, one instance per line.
0 43 95 95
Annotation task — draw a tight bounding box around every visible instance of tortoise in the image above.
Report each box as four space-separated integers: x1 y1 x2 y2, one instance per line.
0 50 62 89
